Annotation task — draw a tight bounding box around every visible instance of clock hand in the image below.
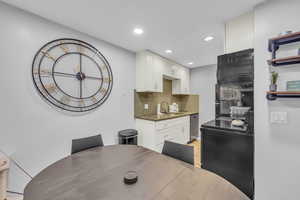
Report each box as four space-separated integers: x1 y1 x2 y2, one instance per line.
53 72 76 78
80 78 83 98
79 54 83 98
73 65 80 74
79 54 82 73
84 75 102 80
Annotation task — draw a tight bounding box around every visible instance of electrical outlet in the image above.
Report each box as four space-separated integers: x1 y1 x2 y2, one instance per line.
270 112 288 124
144 104 149 110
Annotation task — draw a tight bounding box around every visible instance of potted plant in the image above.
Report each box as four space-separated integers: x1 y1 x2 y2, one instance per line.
270 71 279 92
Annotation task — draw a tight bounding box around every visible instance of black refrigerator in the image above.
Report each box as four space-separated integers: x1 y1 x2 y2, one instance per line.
201 49 254 199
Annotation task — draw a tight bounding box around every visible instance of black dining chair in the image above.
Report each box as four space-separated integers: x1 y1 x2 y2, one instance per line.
162 140 194 165
71 134 104 154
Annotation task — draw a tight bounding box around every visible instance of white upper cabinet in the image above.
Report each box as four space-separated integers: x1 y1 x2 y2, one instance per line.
136 50 190 94
172 67 190 95
136 51 163 92
163 61 181 79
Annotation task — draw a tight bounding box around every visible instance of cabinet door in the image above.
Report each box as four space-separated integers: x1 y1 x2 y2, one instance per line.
152 54 163 92
169 123 189 144
185 68 190 93
181 67 190 94
136 51 163 92
144 53 156 91
172 67 190 95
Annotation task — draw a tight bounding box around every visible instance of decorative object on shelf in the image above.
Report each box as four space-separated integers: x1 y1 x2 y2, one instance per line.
123 171 138 185
268 31 300 66
32 38 113 113
278 30 293 36
287 80 300 91
270 71 278 92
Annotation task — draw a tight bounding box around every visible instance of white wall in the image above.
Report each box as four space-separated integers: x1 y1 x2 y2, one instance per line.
190 65 217 126
254 0 300 199
0 2 136 192
225 11 254 53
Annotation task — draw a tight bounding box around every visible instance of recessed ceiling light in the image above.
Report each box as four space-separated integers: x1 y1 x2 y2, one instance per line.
133 28 144 35
188 62 194 65
165 49 173 54
204 36 214 42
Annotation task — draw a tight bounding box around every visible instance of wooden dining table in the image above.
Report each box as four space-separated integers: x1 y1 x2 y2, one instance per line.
24 145 250 200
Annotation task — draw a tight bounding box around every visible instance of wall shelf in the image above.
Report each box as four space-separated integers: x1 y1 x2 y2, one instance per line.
268 31 300 66
266 91 300 100
268 55 300 66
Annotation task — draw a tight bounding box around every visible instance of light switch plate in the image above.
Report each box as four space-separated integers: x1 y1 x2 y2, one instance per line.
144 104 149 110
270 112 288 124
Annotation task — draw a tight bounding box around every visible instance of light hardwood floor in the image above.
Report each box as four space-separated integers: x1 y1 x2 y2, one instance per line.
188 140 201 168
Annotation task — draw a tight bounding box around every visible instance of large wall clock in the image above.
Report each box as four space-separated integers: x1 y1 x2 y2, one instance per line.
32 38 113 112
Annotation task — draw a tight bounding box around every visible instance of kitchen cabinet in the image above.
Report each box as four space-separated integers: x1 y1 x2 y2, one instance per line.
136 50 190 94
136 51 163 92
136 116 190 153
172 67 190 95
163 61 181 79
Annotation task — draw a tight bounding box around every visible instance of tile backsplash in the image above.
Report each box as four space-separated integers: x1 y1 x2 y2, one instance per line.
134 79 199 116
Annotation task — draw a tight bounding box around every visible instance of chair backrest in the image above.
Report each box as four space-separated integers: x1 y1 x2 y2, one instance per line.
71 134 104 154
162 140 194 165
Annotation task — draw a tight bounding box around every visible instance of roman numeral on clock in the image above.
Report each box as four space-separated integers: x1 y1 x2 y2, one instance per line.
103 77 111 83
59 42 69 53
100 88 107 94
60 95 70 104
77 45 84 53
91 96 98 103
78 99 85 107
33 69 51 76
44 83 58 94
41 51 56 61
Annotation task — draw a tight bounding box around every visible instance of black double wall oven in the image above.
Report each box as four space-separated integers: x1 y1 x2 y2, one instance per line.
201 49 254 199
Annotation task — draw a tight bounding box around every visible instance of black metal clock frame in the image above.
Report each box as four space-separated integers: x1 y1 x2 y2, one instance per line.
32 38 113 112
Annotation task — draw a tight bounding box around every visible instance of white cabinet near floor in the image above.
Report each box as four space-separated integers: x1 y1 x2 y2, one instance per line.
136 116 190 153
136 51 163 92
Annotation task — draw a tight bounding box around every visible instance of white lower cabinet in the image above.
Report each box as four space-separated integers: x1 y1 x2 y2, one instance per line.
136 116 190 153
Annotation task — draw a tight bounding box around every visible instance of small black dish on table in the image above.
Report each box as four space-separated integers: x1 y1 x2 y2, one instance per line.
123 171 138 185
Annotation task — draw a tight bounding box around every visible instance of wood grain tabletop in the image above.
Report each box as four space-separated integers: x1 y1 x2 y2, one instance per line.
24 145 249 200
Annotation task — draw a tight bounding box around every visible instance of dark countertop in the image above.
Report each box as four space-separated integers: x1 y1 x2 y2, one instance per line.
135 112 198 121
202 119 248 133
